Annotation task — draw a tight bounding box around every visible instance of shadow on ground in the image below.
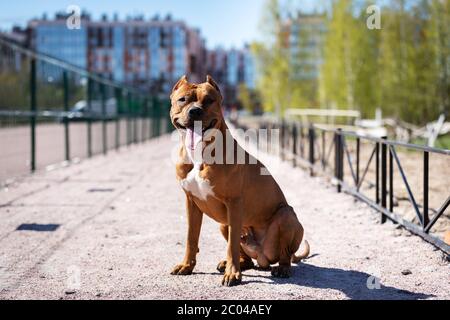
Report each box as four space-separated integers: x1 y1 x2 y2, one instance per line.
16 223 60 232
242 263 433 300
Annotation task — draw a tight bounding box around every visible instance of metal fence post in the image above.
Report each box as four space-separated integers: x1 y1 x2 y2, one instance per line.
101 83 107 155
280 120 285 160
148 97 153 138
292 122 297 167
356 137 360 187
334 131 338 191
126 92 131 146
299 124 304 158
322 130 326 169
423 151 429 229
334 129 343 193
30 58 37 173
389 145 394 212
87 78 93 158
142 97 147 142
135 96 140 143
309 125 315 176
63 71 70 162
152 97 156 137
115 88 121 150
154 97 161 137
381 136 387 224
166 100 172 133
375 140 379 204
133 95 138 143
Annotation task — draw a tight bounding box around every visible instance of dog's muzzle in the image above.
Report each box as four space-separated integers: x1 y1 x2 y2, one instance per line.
187 106 204 121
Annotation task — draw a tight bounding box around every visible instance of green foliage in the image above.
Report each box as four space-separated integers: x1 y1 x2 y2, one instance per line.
412 134 450 149
375 0 445 123
238 83 262 114
0 70 86 111
237 83 252 112
252 0 292 117
0 70 29 109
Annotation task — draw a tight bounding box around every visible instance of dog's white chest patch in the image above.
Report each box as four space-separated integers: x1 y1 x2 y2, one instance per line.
180 164 215 201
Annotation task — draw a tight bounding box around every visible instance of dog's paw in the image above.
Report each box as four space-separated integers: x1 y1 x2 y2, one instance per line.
170 264 194 276
271 265 291 278
217 258 254 273
221 269 242 287
216 260 227 273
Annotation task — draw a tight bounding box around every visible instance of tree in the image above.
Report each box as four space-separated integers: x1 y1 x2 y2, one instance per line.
377 0 446 123
351 1 381 118
252 0 292 118
429 0 450 115
320 0 356 110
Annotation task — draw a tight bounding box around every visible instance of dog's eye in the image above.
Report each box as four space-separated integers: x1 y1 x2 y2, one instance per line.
202 96 214 107
178 97 186 103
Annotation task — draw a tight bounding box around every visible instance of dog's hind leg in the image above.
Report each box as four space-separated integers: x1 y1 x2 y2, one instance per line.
216 224 255 273
267 206 303 278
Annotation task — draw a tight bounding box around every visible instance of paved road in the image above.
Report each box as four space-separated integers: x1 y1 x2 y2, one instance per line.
0 134 448 300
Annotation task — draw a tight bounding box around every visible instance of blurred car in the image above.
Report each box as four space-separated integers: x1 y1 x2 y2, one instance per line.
60 99 118 122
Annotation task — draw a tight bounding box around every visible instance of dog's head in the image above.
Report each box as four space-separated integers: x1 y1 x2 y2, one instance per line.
170 75 223 134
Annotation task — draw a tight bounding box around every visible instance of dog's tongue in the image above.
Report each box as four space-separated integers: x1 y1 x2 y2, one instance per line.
185 127 202 151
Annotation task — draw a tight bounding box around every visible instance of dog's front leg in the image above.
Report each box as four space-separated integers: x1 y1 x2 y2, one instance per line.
222 198 243 286
171 196 203 276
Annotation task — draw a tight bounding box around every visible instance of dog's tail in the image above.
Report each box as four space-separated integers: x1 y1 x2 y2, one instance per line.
291 240 310 263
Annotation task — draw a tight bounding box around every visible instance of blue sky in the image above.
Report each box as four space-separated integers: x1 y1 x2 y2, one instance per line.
0 0 320 49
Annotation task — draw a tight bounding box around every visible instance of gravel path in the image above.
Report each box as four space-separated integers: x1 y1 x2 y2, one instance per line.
0 133 448 300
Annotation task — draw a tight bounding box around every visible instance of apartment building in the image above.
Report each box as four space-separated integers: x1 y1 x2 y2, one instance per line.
206 44 256 105
0 27 28 73
29 15 89 70
27 13 206 93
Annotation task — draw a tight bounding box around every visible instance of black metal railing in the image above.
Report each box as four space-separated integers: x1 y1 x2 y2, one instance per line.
0 36 171 183
240 118 450 255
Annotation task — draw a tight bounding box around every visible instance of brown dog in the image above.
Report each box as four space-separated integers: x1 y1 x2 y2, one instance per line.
170 75 309 286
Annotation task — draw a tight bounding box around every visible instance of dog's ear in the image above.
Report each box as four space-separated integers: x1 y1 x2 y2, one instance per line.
171 75 188 94
206 75 221 94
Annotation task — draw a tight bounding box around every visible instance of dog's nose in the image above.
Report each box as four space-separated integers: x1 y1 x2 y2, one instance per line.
188 107 204 119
